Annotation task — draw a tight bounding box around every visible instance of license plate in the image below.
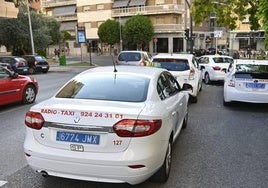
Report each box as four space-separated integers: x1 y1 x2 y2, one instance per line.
42 66 47 69
24 69 27 71
56 131 100 145
246 83 265 89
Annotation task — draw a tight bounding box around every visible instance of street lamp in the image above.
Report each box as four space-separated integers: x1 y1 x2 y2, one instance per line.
26 0 35 55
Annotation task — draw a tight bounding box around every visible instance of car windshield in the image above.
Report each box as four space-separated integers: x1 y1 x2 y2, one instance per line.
235 64 268 79
118 52 141 61
56 74 149 102
212 57 233 63
152 58 190 71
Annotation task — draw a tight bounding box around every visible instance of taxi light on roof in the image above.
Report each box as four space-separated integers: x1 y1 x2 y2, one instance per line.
25 111 44 130
113 119 162 137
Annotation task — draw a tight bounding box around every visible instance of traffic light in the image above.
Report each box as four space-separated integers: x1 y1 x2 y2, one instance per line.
184 29 190 40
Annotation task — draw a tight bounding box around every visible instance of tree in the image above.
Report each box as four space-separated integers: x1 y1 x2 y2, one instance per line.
98 19 120 46
192 0 260 31
123 15 154 50
258 0 268 48
0 4 61 55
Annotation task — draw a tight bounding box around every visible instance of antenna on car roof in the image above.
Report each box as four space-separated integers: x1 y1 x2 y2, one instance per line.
111 55 117 72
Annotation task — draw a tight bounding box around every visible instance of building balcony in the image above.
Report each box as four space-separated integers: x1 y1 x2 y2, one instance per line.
111 4 185 18
0 1 18 18
42 0 76 8
54 14 77 22
154 24 184 34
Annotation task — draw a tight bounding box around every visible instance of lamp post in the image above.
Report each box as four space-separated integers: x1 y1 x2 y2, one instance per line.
185 0 193 54
119 16 122 52
26 0 35 55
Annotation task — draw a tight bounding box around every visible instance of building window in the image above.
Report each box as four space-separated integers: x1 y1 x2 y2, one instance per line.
97 4 104 10
85 22 91 28
156 17 164 24
83 6 91 12
155 0 165 5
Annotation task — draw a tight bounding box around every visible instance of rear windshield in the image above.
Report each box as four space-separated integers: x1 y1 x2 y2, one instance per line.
212 57 233 63
235 64 268 79
56 74 149 102
152 58 190 71
118 52 141 61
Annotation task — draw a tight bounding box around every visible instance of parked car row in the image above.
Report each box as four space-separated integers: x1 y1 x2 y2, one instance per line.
0 55 49 75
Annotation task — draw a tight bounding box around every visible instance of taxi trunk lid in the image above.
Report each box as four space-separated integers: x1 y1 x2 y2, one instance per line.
31 98 146 153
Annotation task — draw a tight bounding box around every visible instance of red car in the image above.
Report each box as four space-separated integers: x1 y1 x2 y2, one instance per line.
0 66 38 106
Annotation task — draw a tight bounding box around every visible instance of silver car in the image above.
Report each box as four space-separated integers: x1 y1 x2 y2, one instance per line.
115 50 152 66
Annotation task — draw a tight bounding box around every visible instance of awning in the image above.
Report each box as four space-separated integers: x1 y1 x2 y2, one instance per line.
54 6 76 16
129 0 147 7
113 0 130 8
236 31 265 39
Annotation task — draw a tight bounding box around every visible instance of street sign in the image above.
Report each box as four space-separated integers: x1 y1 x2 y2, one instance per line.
214 30 223 38
77 26 86 43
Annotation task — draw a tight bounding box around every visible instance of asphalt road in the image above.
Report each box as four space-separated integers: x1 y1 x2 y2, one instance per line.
0 71 267 188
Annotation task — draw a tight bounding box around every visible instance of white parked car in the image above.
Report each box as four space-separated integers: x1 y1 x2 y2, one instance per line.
24 66 192 185
197 55 234 84
151 53 202 103
223 59 268 105
115 50 152 66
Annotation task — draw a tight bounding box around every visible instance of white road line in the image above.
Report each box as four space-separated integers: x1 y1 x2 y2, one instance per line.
0 181 7 187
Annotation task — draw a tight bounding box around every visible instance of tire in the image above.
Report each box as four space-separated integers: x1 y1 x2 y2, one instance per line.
42 69 48 73
151 139 172 183
223 99 231 106
22 85 36 104
182 111 188 129
28 67 35 74
204 73 211 84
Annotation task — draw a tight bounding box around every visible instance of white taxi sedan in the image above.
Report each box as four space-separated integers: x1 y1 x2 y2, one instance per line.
151 53 202 103
24 66 191 185
223 59 268 105
198 55 234 84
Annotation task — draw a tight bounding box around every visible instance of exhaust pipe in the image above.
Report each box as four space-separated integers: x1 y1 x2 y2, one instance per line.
39 170 49 177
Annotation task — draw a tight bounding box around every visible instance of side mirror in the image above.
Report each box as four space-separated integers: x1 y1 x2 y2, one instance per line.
182 83 193 91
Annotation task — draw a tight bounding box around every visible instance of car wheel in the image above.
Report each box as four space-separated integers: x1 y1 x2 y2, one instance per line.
42 69 48 73
29 67 35 74
182 111 188 129
22 85 36 104
190 96 198 103
223 99 232 106
151 138 172 183
204 73 211 84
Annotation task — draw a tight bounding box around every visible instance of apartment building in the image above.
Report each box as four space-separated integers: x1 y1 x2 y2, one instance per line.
0 0 19 53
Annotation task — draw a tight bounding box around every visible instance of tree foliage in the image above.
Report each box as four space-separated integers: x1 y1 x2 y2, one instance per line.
0 4 61 55
98 19 120 45
192 0 261 31
123 15 154 50
258 0 268 47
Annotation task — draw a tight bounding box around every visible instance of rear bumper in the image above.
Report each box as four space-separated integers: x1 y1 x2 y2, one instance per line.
24 130 167 185
224 86 268 103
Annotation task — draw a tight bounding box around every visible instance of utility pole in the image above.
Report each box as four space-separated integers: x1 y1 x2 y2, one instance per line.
26 0 35 55
185 0 193 54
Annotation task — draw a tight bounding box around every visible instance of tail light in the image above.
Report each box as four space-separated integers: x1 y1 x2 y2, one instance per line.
25 111 44 130
189 67 195 80
15 62 19 67
113 119 162 137
227 76 235 87
34 61 38 65
213 66 221 71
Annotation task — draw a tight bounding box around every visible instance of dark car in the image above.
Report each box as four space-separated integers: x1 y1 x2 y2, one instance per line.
0 56 29 74
23 55 50 74
0 66 38 106
0 62 12 70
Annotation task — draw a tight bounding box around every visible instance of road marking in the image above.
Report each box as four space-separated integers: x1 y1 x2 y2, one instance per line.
0 181 7 187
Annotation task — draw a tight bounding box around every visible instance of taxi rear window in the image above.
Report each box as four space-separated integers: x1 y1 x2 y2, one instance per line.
56 74 149 102
152 58 189 71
